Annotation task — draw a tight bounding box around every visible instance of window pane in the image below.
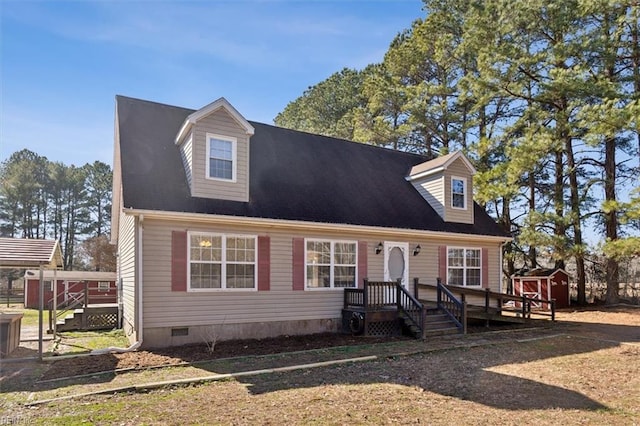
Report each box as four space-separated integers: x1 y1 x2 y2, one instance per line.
448 248 464 267
452 179 464 194
334 266 355 288
191 263 221 289
227 237 255 263
466 269 481 286
452 179 465 208
466 249 480 267
307 241 330 264
210 139 232 160
209 159 232 180
190 235 221 261
227 264 255 289
307 265 330 288
453 193 465 208
448 268 463 286
334 242 356 265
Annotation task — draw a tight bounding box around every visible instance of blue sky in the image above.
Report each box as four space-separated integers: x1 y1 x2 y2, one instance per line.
0 0 424 167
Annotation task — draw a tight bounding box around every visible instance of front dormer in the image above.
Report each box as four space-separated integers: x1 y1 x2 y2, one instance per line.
406 151 475 224
175 98 254 202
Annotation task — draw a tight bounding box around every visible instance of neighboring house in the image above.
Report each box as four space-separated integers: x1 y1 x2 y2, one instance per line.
23 270 117 309
111 95 510 348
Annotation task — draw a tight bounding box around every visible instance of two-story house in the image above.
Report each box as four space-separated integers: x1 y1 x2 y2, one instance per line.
111 95 510 348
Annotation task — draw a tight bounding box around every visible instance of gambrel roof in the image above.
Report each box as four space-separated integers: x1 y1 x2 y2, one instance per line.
115 95 508 237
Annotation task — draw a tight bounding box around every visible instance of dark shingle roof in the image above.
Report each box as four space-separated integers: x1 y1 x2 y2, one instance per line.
116 96 508 237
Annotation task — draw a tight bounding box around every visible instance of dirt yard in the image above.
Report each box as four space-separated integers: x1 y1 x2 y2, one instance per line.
1 305 638 425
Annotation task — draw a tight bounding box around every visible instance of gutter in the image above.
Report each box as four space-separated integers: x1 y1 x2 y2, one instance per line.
122 208 512 244
92 214 144 355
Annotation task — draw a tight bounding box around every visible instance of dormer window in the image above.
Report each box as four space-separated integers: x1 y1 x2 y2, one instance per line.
451 177 466 209
206 133 237 181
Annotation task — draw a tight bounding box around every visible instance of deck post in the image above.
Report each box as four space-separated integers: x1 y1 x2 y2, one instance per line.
363 279 369 311
551 299 556 321
413 277 419 300
436 278 442 308
521 295 526 318
485 288 490 313
84 281 89 307
462 296 467 334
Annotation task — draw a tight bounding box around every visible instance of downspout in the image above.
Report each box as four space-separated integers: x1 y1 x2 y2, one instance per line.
91 214 143 354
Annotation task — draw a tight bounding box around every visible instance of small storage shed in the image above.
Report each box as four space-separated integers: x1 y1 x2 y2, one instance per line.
24 270 117 309
511 268 570 309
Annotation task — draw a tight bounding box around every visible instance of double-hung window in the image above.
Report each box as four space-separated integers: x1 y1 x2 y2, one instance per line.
206 133 236 181
306 240 357 289
451 177 466 209
189 232 256 291
447 247 481 287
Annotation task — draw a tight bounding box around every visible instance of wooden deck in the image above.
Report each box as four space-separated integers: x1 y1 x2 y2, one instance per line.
415 280 556 326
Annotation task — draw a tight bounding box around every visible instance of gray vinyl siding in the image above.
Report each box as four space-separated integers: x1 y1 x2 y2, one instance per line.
443 157 474 224
411 174 444 219
140 218 502 329
190 109 250 201
118 212 136 330
179 131 193 189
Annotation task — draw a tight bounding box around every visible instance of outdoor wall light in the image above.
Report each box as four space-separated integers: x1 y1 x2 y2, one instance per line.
375 242 383 255
413 245 421 256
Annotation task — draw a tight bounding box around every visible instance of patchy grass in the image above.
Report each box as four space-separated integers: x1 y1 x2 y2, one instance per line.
2 307 638 425
53 329 130 354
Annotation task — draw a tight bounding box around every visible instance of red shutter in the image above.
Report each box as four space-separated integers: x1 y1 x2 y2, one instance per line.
481 247 489 288
438 246 447 284
171 231 188 292
292 238 305 291
357 241 368 289
257 236 270 291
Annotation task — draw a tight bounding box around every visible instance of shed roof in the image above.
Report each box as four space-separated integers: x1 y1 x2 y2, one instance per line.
115 95 509 238
0 238 63 269
23 270 116 281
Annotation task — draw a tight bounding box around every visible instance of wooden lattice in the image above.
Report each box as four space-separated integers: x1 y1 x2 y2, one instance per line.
366 320 398 337
87 313 118 329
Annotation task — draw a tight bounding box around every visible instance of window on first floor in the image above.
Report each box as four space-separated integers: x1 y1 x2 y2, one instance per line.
306 239 357 289
97 281 110 292
188 232 256 291
447 247 481 287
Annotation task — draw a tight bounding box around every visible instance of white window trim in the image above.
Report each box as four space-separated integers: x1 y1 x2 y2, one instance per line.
97 281 111 292
187 231 257 292
446 246 482 287
451 176 467 210
304 238 358 290
205 133 237 183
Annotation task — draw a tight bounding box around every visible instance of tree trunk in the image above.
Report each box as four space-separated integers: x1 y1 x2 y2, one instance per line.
565 128 586 305
554 149 565 271
604 136 619 304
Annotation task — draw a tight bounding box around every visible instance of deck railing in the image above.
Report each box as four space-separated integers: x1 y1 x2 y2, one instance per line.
417 280 556 321
397 283 424 334
436 278 466 333
343 279 425 337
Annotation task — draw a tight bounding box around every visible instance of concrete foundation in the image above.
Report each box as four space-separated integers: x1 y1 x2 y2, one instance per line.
141 318 341 349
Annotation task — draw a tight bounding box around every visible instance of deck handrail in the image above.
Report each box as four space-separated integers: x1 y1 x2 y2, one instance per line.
397 283 424 335
436 278 466 332
418 281 556 321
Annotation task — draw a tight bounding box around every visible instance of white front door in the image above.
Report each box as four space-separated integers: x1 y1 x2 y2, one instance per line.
384 242 409 289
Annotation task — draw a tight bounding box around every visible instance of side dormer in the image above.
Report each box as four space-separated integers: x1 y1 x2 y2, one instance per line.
175 98 255 202
406 151 475 224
